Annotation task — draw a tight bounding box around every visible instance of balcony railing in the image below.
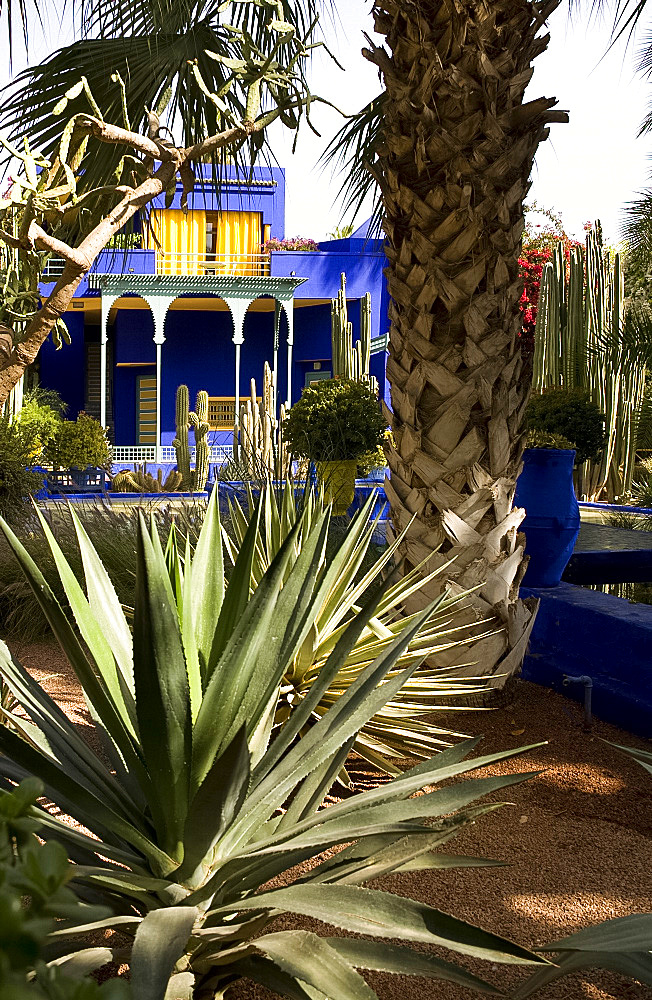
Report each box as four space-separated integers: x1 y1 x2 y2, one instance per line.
112 444 233 464
155 252 271 277
41 251 272 282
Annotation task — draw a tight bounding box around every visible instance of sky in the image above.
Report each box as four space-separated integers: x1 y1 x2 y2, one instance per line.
1 1 651 244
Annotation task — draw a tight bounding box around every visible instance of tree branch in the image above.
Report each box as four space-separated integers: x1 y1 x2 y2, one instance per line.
0 160 178 399
28 222 89 268
183 125 249 164
76 116 177 162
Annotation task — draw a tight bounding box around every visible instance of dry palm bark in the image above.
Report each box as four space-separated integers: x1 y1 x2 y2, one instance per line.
366 0 568 685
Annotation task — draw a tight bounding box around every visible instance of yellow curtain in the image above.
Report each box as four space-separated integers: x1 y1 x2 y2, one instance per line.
147 210 261 275
148 210 206 275
214 212 262 275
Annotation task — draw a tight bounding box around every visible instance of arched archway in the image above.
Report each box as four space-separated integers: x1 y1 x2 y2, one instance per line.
90 272 306 460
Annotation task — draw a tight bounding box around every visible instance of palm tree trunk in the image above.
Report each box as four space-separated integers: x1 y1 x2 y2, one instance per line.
367 0 568 684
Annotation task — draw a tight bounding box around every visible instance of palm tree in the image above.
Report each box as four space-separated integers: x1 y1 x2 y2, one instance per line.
328 1 568 683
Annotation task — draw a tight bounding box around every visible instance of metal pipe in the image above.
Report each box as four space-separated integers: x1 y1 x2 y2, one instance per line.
562 674 593 730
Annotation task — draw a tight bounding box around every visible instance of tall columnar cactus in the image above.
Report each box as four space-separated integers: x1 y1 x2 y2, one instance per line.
533 224 645 500
192 390 210 492
172 384 192 488
331 272 352 379
330 273 376 391
233 362 289 480
360 291 371 379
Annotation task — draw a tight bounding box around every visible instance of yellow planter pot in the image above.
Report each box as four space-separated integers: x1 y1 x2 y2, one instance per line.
316 460 357 516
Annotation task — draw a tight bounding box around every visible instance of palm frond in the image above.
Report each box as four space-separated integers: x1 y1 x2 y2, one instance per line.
320 92 385 238
1 1 333 196
569 0 651 47
622 189 652 258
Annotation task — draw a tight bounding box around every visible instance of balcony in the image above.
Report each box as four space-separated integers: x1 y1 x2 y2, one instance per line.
153 251 270 277
42 250 271 282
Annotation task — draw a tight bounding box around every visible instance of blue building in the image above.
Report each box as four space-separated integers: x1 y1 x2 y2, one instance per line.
37 166 389 465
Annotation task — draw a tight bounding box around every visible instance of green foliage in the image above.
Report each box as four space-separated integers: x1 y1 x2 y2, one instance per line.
16 398 62 462
524 430 576 452
0 778 127 1000
327 224 354 240
0 488 547 997
0 500 206 641
356 444 386 476
630 457 652 509
0 418 45 526
44 413 111 471
525 389 606 463
284 378 385 461
224 486 490 779
532 226 644 499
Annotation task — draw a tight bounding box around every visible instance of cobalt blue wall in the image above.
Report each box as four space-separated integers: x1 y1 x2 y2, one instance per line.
113 307 156 445
110 298 384 443
148 165 285 239
38 311 85 419
521 582 652 738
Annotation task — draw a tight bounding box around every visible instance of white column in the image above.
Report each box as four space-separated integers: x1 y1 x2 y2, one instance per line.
100 296 112 433
284 302 294 409
148 296 168 464
225 298 250 423
273 300 281 418
234 341 242 417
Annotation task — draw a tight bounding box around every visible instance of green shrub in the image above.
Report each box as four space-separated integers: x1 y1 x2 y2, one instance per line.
525 388 606 462
356 443 387 476
524 429 575 451
631 457 652 509
0 489 546 997
284 378 385 461
44 412 112 470
0 778 183 1000
0 419 45 526
16 397 62 462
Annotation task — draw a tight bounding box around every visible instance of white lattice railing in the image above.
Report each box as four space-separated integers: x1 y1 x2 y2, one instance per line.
155 252 271 277
112 445 233 464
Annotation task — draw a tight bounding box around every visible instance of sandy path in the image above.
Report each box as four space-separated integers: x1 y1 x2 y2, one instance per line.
11 641 652 999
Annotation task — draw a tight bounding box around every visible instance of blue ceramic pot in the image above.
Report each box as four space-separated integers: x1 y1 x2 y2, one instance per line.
514 448 580 588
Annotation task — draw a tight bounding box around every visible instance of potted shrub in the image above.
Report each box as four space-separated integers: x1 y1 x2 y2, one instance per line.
515 389 606 587
283 378 385 514
44 411 112 489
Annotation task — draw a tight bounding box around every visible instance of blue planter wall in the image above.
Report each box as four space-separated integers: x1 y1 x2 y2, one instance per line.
522 582 652 738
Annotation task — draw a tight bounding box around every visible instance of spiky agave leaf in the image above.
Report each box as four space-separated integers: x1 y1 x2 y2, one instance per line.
0 487 548 998
224 484 492 775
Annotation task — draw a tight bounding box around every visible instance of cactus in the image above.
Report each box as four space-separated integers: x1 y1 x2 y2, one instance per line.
193 390 210 492
110 469 140 492
110 465 183 493
233 362 289 480
172 384 211 491
533 223 645 500
330 273 377 393
172 384 192 488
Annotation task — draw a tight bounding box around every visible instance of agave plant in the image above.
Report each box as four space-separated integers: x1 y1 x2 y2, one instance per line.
222 484 491 776
0 490 548 998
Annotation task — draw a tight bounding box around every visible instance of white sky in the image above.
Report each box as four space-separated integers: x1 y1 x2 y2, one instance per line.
2 2 651 244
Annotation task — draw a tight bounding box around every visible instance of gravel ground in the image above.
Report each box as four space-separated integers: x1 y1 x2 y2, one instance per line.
10 640 652 1000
